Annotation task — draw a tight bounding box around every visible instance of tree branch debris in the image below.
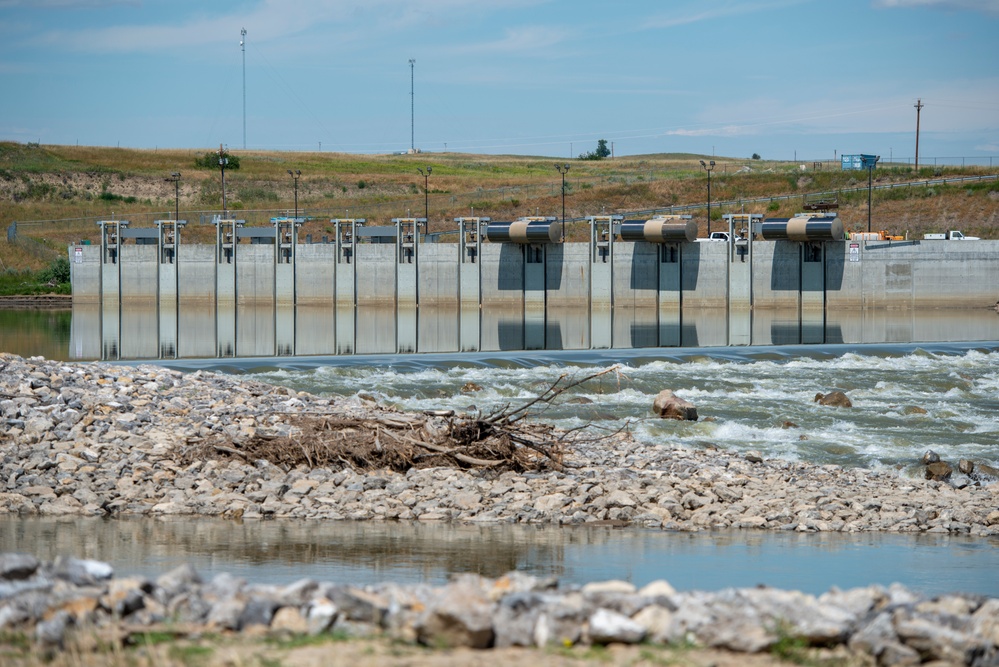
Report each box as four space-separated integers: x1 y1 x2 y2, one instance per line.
186 367 623 474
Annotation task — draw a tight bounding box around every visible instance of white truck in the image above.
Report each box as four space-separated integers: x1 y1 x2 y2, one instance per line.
698 231 745 242
923 231 980 241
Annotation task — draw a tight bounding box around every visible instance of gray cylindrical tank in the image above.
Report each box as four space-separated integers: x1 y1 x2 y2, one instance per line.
619 218 697 243
485 220 562 244
760 216 844 242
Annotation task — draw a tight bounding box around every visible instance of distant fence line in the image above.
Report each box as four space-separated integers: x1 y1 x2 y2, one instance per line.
10 169 999 236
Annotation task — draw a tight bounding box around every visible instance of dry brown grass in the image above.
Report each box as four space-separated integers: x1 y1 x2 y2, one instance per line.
2 142 997 271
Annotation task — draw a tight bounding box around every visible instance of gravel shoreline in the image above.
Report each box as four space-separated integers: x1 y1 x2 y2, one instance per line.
1 353 997 533
3 353 999 664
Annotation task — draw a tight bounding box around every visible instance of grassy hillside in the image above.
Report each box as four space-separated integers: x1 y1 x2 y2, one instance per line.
2 141 997 272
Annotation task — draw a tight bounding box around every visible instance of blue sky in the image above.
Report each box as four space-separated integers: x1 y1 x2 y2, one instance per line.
1 0 996 160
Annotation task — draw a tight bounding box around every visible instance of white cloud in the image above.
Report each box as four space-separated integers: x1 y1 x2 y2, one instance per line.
666 125 751 137
0 0 138 7
23 0 541 54
974 141 999 151
445 25 572 55
641 0 807 30
873 0 999 14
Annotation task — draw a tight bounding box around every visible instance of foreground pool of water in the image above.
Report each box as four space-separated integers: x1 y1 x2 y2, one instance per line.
4 517 997 598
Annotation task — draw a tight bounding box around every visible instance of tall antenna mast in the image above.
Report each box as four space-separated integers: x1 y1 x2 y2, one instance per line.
409 58 415 152
241 28 247 150
913 98 923 172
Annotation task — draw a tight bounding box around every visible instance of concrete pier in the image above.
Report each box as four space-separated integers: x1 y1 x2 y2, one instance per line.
457 218 484 352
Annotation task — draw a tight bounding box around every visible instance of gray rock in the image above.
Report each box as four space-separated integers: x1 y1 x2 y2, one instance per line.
922 450 941 464
206 596 246 630
587 608 646 645
237 597 278 629
632 604 673 643
52 555 113 585
156 563 202 602
35 610 72 647
0 553 39 580
202 572 245 602
878 641 922 666
307 599 339 635
330 586 390 625
894 608 983 664
416 578 494 649
493 591 546 648
848 611 897 657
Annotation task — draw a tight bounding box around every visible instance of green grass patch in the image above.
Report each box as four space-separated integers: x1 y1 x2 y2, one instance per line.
131 631 180 646
963 178 999 194
167 642 214 663
98 191 138 204
769 621 815 665
237 184 280 202
264 630 351 649
0 629 31 652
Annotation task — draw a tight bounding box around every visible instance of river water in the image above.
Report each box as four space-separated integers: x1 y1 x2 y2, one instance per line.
3 307 998 596
3 517 999 597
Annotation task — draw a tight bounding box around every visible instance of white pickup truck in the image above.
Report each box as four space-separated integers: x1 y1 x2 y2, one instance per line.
923 231 980 241
698 231 745 242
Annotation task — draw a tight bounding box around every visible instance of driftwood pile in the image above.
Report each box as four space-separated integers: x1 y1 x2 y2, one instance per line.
187 368 621 474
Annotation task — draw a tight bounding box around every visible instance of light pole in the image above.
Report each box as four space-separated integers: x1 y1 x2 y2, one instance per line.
241 28 247 149
700 159 715 235
165 172 181 221
555 163 569 242
417 166 431 224
409 58 415 152
287 169 301 219
218 147 229 217
867 155 880 233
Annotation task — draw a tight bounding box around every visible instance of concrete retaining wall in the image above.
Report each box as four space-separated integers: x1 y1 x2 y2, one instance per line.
69 237 999 358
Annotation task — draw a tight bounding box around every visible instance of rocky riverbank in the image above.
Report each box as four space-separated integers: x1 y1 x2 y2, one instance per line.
1 353 998 533
2 552 998 666
3 354 999 664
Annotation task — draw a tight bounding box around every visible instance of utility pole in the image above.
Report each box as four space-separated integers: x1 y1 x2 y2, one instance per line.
409 59 415 152
241 28 247 150
914 98 923 172
555 163 570 243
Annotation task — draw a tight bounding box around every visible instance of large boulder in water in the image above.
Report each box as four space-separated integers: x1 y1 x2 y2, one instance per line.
813 391 852 408
925 461 953 482
961 460 999 483
652 390 698 421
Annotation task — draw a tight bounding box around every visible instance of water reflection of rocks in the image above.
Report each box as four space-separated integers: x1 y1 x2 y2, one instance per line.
1 517 579 582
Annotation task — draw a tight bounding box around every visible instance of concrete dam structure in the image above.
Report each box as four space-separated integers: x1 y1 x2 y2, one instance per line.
68 214 999 359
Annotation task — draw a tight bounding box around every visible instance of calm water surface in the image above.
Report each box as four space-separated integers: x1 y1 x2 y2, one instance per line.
3 517 998 598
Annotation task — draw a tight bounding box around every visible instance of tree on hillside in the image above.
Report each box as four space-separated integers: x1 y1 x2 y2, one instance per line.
752 153 761 160
579 139 611 160
194 148 240 170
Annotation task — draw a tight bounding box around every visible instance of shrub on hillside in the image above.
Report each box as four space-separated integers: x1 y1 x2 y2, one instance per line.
38 257 70 285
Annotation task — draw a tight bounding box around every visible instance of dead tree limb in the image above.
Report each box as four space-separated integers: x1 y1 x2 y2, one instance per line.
486 366 620 425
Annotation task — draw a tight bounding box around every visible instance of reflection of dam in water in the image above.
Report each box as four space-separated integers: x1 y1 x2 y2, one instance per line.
68 216 999 360
68 302 999 361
